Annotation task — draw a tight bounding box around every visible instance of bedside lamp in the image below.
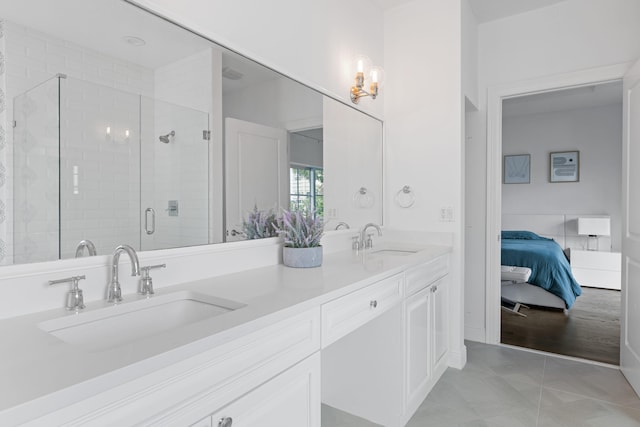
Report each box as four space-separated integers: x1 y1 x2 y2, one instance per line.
578 217 610 251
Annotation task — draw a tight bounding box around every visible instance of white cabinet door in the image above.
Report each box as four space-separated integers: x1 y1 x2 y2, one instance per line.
621 58 640 393
404 286 432 414
210 353 321 427
403 274 449 423
432 277 449 375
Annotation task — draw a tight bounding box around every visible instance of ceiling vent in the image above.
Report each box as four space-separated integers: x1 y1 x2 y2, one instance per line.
222 67 244 80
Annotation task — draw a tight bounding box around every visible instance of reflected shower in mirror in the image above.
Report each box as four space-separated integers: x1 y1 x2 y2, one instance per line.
0 0 383 266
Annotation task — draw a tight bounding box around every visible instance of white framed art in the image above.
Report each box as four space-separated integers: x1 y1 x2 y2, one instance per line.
503 154 530 184
550 151 579 182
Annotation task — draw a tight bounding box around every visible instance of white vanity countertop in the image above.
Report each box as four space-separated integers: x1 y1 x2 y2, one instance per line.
0 243 450 422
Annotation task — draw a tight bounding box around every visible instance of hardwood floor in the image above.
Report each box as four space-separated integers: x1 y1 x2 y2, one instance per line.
501 286 620 365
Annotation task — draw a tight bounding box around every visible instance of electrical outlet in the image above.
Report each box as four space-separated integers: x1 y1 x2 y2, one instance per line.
326 208 338 219
440 206 454 222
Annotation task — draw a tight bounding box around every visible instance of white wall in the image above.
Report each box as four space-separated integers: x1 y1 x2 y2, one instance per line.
223 77 323 131
324 97 382 229
461 0 478 107
502 103 622 251
461 0 480 341
383 0 465 368
463 105 484 341
465 0 640 342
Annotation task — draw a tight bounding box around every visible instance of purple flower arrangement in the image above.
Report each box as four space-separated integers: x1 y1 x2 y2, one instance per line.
278 209 324 248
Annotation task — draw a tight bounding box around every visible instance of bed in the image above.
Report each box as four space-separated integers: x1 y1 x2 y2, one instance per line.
501 230 582 309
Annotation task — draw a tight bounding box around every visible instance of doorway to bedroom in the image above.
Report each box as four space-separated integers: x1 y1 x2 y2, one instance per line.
498 81 623 365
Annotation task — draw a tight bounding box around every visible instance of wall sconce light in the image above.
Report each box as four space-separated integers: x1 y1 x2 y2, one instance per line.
350 55 384 104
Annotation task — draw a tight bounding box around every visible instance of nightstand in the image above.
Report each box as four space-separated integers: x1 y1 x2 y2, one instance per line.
571 249 621 290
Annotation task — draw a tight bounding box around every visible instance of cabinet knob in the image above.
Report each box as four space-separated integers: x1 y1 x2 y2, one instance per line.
218 417 233 427
370 300 378 308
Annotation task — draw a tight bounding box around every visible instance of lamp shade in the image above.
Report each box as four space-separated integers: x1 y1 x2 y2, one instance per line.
578 217 610 236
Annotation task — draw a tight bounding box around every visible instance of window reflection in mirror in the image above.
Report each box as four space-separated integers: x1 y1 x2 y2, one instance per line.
0 0 382 266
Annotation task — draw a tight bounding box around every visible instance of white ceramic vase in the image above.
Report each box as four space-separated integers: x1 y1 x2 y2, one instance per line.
282 246 323 268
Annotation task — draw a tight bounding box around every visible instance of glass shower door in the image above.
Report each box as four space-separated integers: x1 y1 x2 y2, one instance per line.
58 77 142 258
140 97 209 251
13 76 61 264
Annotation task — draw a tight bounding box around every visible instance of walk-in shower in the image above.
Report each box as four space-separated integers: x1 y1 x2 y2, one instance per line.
13 74 210 263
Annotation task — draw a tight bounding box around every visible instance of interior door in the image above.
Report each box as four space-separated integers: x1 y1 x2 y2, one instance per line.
621 58 640 394
225 118 288 241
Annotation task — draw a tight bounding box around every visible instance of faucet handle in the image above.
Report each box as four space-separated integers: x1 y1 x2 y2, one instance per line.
352 235 361 252
366 233 374 249
139 264 166 296
49 275 86 311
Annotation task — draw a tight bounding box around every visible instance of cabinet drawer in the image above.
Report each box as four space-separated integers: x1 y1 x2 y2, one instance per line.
573 267 621 290
405 255 449 296
210 352 320 427
571 250 621 271
321 273 403 347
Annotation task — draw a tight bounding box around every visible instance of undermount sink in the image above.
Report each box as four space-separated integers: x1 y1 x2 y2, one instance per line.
38 291 245 352
369 249 418 256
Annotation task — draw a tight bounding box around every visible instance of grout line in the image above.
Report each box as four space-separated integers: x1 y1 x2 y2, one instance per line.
541 385 640 410
535 356 547 427
498 342 619 369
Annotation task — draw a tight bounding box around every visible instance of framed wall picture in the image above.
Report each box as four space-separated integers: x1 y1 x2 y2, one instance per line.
550 151 579 182
503 154 530 184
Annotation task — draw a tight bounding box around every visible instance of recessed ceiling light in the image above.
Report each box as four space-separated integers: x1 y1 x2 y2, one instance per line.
122 36 146 47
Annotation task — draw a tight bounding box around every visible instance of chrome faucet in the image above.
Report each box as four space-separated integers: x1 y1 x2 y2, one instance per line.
75 239 97 257
360 223 382 249
107 244 140 303
335 222 350 230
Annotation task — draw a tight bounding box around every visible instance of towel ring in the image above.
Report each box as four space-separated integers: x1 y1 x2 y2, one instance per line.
395 185 415 208
353 187 375 209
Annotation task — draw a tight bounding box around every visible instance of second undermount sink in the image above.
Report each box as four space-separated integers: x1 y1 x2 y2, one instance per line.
38 291 245 352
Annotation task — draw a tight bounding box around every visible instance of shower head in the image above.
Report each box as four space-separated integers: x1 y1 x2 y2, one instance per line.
159 130 175 144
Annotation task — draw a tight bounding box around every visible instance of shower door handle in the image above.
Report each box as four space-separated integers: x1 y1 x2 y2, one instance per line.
145 208 155 235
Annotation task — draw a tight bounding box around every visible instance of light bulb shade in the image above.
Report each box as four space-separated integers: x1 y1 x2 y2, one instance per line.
353 54 372 77
370 66 385 86
578 217 610 236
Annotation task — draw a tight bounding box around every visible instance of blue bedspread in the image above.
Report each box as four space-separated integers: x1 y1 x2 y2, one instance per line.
501 230 582 309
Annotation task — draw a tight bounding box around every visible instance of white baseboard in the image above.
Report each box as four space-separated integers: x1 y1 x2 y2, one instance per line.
448 345 467 370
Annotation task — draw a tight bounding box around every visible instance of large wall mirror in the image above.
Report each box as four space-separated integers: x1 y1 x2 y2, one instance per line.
0 0 383 266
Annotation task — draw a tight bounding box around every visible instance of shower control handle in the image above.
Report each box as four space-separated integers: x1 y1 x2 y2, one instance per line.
145 208 155 235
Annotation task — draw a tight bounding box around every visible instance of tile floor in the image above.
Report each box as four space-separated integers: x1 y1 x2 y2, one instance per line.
323 341 640 426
